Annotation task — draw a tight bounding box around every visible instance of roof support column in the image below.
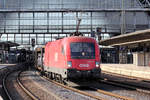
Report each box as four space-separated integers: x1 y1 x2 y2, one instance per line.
119 46 128 64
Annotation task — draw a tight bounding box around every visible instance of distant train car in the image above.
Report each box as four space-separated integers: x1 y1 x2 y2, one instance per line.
35 47 45 71
36 36 101 80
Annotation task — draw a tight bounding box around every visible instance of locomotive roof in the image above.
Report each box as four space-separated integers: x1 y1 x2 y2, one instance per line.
63 36 95 41
46 36 96 45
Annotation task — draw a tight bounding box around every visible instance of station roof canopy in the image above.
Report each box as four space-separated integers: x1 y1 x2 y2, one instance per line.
0 41 19 47
100 29 150 46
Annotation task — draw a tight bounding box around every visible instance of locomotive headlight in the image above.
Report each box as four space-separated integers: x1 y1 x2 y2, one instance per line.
96 62 100 68
67 61 72 67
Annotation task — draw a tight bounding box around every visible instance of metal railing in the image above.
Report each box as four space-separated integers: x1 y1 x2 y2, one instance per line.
138 0 150 8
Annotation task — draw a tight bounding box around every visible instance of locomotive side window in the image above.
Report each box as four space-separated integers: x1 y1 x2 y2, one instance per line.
61 46 65 55
70 42 95 59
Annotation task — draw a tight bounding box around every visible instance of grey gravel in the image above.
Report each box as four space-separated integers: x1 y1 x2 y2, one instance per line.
6 71 32 100
22 70 96 100
16 70 150 100
100 73 150 100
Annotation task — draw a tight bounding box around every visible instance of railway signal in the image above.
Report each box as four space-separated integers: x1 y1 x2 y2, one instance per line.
31 39 35 47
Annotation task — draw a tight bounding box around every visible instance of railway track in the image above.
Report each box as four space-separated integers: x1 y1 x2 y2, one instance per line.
1 63 37 100
17 71 39 100
3 70 13 100
42 71 134 100
90 87 134 100
3 67 149 100
1 64 26 100
102 71 150 83
3 70 35 100
19 71 64 100
4 69 64 100
101 78 150 94
102 71 150 94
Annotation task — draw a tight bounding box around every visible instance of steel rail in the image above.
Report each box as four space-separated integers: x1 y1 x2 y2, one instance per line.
43 75 106 100
102 71 150 83
0 67 10 74
42 71 136 100
2 71 13 100
95 88 134 100
101 80 150 94
42 71 134 100
1 65 18 100
17 71 40 100
44 75 135 100
18 71 62 100
102 71 150 94
2 63 27 100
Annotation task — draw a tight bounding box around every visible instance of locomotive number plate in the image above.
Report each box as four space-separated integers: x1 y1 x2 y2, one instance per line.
79 64 89 67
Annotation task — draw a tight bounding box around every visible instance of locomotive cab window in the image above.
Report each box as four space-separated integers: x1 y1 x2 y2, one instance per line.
70 42 95 59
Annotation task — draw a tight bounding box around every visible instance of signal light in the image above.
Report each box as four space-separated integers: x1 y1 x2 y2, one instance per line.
31 39 35 47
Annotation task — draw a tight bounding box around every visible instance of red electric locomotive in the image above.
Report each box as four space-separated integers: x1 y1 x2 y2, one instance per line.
37 36 101 80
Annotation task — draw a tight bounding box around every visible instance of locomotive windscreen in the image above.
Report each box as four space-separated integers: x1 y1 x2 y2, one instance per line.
70 42 95 59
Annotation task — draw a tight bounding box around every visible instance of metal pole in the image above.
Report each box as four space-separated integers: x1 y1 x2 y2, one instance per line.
61 12 64 36
90 12 92 33
3 0 5 9
121 0 126 34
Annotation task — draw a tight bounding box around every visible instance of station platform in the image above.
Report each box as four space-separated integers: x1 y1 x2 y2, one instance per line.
101 64 150 80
